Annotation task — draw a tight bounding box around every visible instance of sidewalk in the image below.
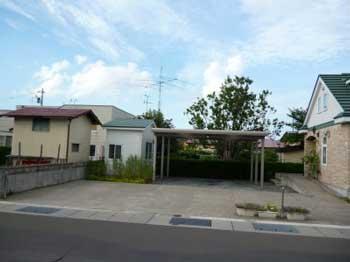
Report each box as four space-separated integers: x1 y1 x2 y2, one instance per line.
1 200 349 240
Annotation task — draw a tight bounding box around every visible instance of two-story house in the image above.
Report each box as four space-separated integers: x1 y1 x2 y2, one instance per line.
1 107 101 165
300 73 350 197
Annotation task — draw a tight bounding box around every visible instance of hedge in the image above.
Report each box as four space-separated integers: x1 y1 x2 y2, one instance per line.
0 146 11 166
86 160 107 177
169 159 303 181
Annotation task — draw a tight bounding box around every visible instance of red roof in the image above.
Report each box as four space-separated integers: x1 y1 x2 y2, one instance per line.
1 107 101 124
258 138 282 149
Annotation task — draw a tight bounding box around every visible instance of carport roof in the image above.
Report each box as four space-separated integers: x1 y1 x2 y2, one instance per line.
152 128 268 140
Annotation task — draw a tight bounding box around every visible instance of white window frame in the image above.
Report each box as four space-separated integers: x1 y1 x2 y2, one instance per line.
317 96 322 113
109 144 122 160
145 142 153 160
323 93 328 111
321 135 327 166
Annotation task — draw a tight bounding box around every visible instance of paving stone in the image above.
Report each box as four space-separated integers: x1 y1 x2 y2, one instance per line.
127 213 155 224
232 221 255 232
69 210 97 219
295 226 324 238
336 228 350 239
0 204 23 212
211 220 233 231
315 227 345 238
53 208 80 217
108 212 135 223
147 214 172 226
89 211 114 221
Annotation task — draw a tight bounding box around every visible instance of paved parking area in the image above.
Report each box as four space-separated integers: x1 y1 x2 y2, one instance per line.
5 177 350 225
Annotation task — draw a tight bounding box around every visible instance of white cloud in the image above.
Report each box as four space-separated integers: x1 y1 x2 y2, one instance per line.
69 60 152 98
240 0 350 63
0 0 35 21
202 54 244 95
33 60 70 96
37 0 192 61
74 55 87 65
31 58 152 100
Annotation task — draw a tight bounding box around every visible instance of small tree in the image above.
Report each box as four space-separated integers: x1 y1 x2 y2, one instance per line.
185 76 284 159
286 107 307 131
185 76 283 136
140 110 174 128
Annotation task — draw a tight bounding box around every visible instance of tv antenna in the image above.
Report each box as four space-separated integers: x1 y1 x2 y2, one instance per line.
156 66 179 112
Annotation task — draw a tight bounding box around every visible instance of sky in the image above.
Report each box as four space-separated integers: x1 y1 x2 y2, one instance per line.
0 0 350 129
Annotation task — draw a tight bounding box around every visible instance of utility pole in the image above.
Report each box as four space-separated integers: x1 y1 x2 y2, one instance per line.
36 88 45 106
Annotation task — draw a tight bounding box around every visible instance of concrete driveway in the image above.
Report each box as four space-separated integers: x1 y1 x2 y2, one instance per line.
6 177 350 225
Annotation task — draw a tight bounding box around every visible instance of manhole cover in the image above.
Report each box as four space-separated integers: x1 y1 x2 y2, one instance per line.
169 217 212 227
16 206 61 214
253 223 298 233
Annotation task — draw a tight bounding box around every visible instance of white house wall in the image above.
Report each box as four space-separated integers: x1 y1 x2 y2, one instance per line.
62 105 134 160
306 80 343 128
105 129 143 162
141 124 155 159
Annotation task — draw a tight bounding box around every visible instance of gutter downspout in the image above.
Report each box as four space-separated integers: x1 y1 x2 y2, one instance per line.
65 119 72 163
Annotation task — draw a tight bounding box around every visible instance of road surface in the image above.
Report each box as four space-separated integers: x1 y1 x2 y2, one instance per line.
0 212 349 262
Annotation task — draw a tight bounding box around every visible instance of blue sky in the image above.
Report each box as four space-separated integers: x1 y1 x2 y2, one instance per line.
1 0 350 129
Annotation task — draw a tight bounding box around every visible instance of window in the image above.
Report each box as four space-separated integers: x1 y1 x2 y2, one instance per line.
317 97 322 113
32 118 50 132
72 143 80 153
145 142 153 160
90 145 96 157
0 136 5 146
5 136 12 147
322 135 327 165
323 94 328 111
109 144 122 160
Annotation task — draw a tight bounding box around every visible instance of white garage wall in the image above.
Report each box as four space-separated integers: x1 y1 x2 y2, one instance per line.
105 128 143 164
141 124 155 159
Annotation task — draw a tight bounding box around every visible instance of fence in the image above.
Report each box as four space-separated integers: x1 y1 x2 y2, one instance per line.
0 162 87 198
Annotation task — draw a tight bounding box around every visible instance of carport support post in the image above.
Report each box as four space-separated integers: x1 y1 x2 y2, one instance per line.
250 142 254 182
166 136 170 177
254 142 259 185
152 135 157 182
260 138 265 189
160 136 165 180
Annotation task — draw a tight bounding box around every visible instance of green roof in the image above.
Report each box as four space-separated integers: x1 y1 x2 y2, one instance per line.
320 73 350 114
103 118 154 128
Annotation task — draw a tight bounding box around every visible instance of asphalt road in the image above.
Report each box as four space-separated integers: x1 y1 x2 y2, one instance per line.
0 212 349 262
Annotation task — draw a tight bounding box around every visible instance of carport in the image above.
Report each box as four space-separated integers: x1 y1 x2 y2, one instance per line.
152 128 269 188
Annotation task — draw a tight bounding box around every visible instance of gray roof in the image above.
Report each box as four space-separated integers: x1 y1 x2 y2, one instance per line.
104 119 154 128
152 128 268 140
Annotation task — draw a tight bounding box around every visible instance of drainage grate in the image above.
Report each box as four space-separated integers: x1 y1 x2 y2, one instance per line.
253 223 298 233
169 217 212 227
16 206 61 214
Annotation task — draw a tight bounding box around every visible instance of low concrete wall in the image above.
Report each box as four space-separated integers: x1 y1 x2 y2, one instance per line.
0 162 86 198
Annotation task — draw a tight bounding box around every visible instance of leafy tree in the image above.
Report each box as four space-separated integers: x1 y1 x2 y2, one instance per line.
140 110 174 128
185 76 283 136
286 107 307 130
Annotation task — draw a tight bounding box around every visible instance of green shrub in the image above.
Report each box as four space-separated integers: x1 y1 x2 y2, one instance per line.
284 206 310 214
0 146 11 166
86 160 107 177
86 174 148 184
122 155 152 182
169 159 303 181
236 203 265 211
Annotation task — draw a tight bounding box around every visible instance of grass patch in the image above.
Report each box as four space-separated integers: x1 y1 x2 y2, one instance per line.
340 197 350 204
87 174 151 184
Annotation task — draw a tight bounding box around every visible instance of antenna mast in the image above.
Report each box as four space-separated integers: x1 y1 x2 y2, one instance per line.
158 66 163 112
